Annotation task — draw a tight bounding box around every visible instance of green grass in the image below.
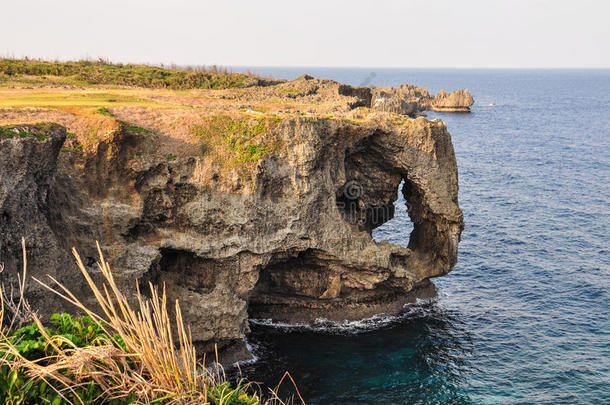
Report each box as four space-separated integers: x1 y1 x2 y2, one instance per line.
0 314 131 404
123 123 152 133
341 118 361 126
0 124 56 140
0 127 47 140
0 58 261 90
129 151 144 160
0 314 260 405
0 91 163 108
94 106 114 117
190 114 278 164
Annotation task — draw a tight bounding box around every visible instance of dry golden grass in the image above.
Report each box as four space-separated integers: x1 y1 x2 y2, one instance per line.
0 240 304 404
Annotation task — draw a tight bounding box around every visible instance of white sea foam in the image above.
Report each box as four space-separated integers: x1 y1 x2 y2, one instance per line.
232 338 260 366
249 297 438 334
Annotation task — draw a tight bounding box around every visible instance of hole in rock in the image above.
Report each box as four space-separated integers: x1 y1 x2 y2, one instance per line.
372 180 413 248
142 248 216 294
251 249 335 299
338 133 417 245
335 179 397 233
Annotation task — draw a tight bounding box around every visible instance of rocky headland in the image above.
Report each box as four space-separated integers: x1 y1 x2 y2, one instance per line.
0 72 468 358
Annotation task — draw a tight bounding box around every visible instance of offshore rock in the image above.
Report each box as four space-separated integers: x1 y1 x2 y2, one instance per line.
370 85 474 114
370 85 430 115
430 89 475 112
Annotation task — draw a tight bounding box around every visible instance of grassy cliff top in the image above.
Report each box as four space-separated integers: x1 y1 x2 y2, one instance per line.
0 60 426 189
0 58 273 89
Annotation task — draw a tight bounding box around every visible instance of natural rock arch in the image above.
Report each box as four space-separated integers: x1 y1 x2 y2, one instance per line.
0 106 463 355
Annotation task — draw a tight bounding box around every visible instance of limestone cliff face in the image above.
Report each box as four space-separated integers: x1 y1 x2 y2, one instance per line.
0 79 464 355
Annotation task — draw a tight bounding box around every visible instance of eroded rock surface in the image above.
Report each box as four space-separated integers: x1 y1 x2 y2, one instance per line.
370 84 474 114
430 89 475 112
0 77 464 356
220 74 474 115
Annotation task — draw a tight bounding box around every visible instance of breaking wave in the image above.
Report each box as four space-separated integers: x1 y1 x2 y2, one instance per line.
249 297 439 335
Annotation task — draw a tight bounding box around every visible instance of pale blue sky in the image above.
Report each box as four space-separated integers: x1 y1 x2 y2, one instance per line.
2 0 608 68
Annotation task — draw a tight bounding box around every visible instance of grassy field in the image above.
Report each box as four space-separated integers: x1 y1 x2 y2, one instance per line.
0 58 264 90
0 58 379 179
0 89 169 108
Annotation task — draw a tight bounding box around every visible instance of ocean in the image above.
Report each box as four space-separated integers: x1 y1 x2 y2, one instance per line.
232 68 610 404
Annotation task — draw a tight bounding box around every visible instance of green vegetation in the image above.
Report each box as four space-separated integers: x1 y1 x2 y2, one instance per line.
0 91 164 108
1 314 131 404
0 241 300 404
164 153 178 161
0 124 55 140
1 313 262 404
123 124 152 133
94 106 114 117
128 151 144 160
0 58 260 90
190 114 280 164
341 118 361 126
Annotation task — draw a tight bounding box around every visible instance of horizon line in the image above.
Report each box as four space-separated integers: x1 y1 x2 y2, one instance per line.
1 55 608 70
229 65 610 70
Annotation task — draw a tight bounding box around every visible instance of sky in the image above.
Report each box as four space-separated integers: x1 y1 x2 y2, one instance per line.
1 0 608 68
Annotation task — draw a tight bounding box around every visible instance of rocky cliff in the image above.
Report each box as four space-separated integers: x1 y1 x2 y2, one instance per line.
0 76 465 357
370 84 474 114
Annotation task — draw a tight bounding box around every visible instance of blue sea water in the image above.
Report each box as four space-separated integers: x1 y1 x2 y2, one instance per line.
233 68 610 404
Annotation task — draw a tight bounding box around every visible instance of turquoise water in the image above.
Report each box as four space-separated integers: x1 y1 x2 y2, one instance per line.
234 68 610 404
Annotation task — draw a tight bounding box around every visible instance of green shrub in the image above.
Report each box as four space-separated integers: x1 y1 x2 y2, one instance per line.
0 125 49 140
93 106 114 117
0 313 262 404
0 58 261 90
0 314 131 404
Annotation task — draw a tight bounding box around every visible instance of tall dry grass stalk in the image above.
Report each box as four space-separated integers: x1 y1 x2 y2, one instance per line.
37 242 210 403
0 241 303 404
0 238 35 330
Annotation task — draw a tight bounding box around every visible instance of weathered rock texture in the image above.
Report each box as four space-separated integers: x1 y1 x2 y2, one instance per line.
430 89 475 112
371 85 431 115
221 75 474 115
370 85 474 114
0 77 464 356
